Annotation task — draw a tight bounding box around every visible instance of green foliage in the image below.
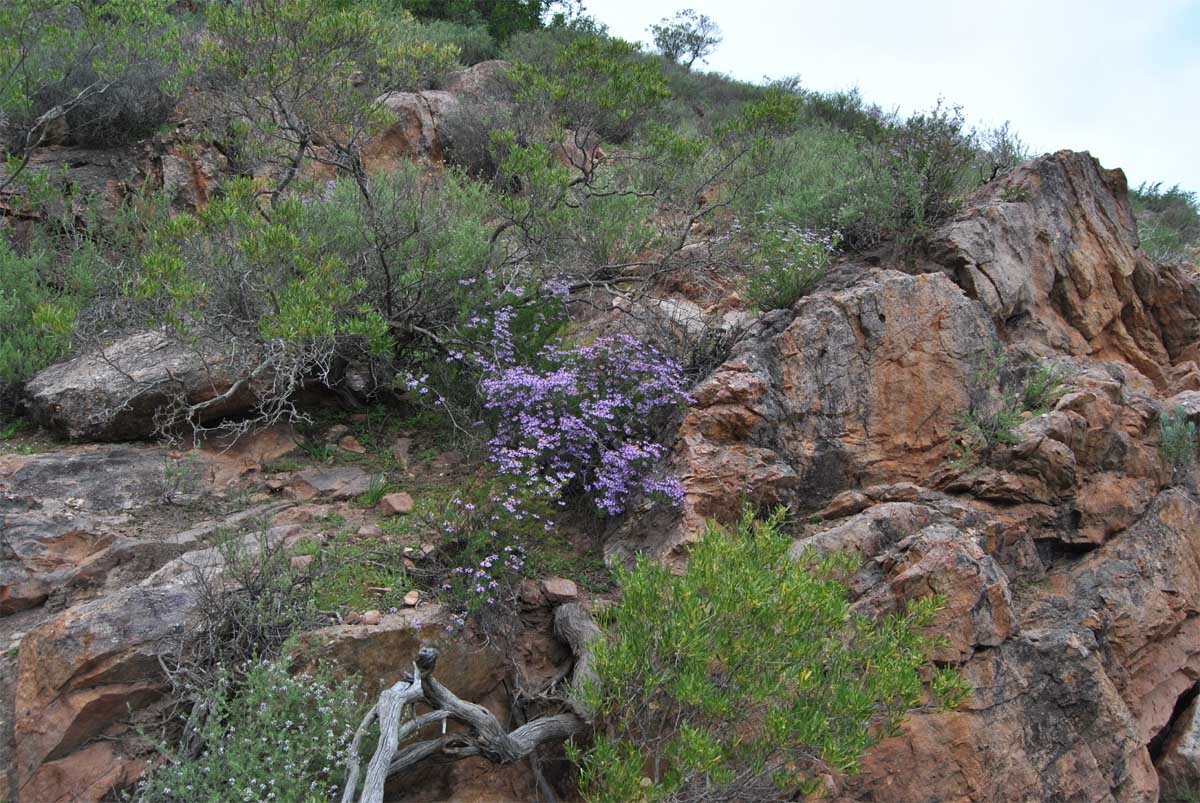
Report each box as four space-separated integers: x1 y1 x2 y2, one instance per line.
577 509 963 801
413 18 498 65
1130 182 1200 266
134 177 390 354
1021 361 1066 414
508 34 670 142
0 243 85 394
400 0 551 43
0 0 186 156
202 0 458 195
739 219 839 310
648 8 722 71
307 533 412 613
1160 406 1198 475
131 660 364 803
954 354 1066 467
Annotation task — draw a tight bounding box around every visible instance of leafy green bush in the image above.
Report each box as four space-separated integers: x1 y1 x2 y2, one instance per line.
574 509 965 802
0 0 187 165
1160 406 1198 476
0 244 81 388
1020 361 1066 414
131 660 363 803
740 220 839 310
416 18 498 65
1131 182 1200 266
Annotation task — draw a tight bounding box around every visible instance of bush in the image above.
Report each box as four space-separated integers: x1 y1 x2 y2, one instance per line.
0 0 186 161
1160 406 1197 476
416 18 498 65
1131 182 1200 266
131 660 364 803
574 509 966 802
739 218 839 310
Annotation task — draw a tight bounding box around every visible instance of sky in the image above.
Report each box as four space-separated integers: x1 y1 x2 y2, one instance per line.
583 0 1200 194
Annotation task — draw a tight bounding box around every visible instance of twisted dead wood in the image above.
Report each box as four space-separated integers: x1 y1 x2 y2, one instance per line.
343 604 600 803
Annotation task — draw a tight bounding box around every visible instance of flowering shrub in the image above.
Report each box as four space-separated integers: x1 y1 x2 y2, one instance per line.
478 332 692 515
740 219 839 310
433 484 549 632
132 660 363 803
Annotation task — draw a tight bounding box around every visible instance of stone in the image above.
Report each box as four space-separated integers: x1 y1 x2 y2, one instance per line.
391 436 412 471
609 270 999 563
291 467 373 500
14 583 198 802
24 331 267 442
325 423 351 443
357 524 383 538
378 492 415 515
403 590 421 607
290 554 315 570
540 577 578 602
929 151 1200 391
360 609 382 626
338 434 367 454
1156 696 1200 794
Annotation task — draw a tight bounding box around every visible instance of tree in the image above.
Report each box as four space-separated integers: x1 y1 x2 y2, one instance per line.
648 8 721 71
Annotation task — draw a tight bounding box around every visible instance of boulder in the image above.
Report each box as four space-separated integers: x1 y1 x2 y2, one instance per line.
24 331 265 441
609 270 998 562
378 491 415 515
929 150 1200 390
14 583 198 803
290 466 373 500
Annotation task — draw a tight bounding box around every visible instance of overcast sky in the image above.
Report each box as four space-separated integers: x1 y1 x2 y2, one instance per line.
583 0 1200 194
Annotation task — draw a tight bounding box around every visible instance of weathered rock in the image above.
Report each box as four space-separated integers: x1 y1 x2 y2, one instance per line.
14 583 197 803
929 150 1200 391
378 491 415 515
24 331 264 441
338 434 367 454
540 577 579 603
291 466 373 500
609 270 998 562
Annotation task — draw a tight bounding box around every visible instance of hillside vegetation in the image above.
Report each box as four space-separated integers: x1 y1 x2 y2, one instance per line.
1 3 1198 803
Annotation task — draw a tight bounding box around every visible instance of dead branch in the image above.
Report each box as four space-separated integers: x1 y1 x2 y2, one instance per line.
343 604 600 802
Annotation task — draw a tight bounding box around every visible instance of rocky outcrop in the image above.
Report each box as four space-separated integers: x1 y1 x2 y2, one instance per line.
928 150 1200 390
14 582 198 803
609 269 999 562
604 150 1200 801
24 331 264 441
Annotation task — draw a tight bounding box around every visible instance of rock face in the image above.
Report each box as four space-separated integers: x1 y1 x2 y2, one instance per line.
929 151 1200 390
14 582 198 803
609 269 999 562
24 331 264 441
606 151 1200 802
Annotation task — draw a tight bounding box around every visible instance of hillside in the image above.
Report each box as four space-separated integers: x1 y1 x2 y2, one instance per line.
3 3 1200 803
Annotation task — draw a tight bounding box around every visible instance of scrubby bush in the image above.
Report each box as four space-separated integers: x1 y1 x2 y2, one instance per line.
132 661 363 803
1160 405 1198 476
573 509 967 802
415 18 499 65
1131 182 1200 266
200 0 458 199
0 0 186 179
739 218 839 310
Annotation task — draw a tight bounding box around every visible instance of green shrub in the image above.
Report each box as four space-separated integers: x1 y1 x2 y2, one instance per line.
0 240 102 407
740 219 839 310
131 660 364 803
0 0 187 163
1160 406 1198 475
574 509 965 802
1130 182 1200 266
1020 361 1066 414
416 18 498 65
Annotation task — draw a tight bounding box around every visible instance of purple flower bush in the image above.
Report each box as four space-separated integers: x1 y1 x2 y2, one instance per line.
478 331 692 516
740 219 840 310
